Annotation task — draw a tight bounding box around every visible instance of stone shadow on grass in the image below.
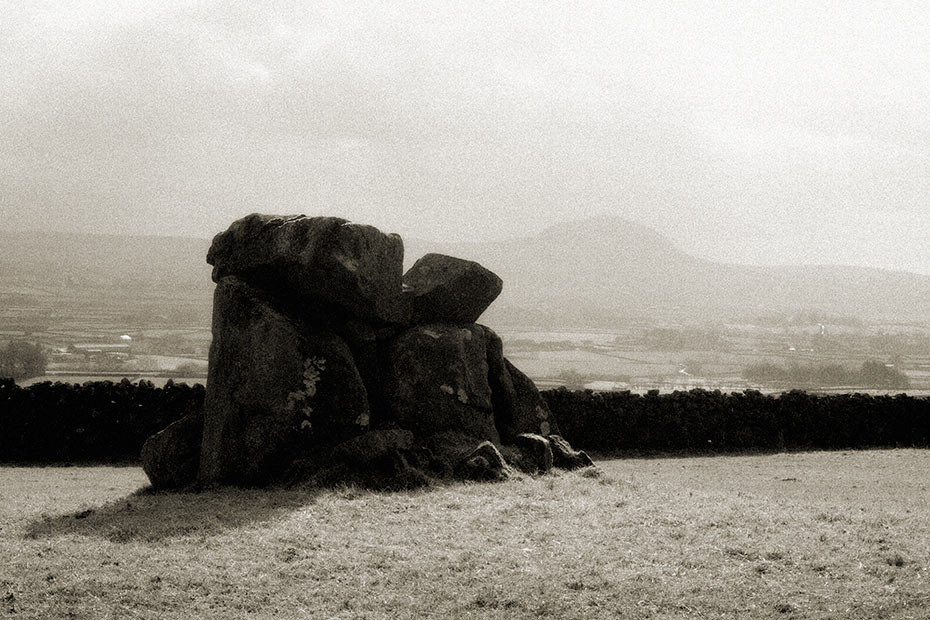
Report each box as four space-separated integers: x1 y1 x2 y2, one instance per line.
23 481 420 544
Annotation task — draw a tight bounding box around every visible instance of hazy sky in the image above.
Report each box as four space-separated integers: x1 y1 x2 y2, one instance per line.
2 1 929 273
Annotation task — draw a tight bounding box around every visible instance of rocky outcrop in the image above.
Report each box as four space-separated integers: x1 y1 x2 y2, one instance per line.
141 213 593 490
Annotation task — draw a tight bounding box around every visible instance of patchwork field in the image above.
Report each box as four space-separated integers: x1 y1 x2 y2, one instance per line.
500 326 930 394
3 451 930 618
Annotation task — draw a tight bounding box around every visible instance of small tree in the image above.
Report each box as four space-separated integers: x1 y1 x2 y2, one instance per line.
558 369 587 390
0 340 48 381
859 360 910 389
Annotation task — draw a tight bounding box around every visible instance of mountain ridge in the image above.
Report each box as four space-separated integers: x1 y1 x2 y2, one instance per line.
3 217 929 327
404 216 930 325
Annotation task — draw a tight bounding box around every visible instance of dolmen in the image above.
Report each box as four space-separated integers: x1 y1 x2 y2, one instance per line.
142 214 593 490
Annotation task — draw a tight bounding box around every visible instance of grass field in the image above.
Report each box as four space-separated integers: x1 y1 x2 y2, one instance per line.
3 451 930 619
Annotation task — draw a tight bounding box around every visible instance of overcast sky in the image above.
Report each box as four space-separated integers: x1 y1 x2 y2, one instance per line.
2 1 929 273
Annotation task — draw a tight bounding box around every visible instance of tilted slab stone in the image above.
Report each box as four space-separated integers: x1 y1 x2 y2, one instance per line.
207 213 407 323
141 412 203 490
504 358 560 436
385 324 500 443
199 276 369 486
484 326 560 439
403 253 502 324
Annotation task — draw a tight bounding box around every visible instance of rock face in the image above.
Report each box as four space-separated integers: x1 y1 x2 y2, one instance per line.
385 324 499 442
142 213 593 489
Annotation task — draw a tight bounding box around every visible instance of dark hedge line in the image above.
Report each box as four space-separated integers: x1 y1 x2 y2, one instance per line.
0 377 203 463
4 378 929 463
542 388 930 453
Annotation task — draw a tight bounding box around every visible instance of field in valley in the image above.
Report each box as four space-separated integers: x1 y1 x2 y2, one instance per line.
500 325 930 394
3 450 930 619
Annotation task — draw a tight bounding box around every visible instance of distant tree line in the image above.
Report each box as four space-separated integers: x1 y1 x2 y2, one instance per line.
742 360 910 389
629 328 729 352
543 388 930 454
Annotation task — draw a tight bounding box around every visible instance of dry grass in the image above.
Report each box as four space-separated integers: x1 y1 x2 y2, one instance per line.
3 450 930 619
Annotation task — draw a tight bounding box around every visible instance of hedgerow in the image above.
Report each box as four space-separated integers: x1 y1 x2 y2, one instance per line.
542 387 930 454
0 377 203 463
3 378 929 463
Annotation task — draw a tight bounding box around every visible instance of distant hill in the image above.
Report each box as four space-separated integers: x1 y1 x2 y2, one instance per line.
3 218 929 330
405 216 930 326
0 230 214 332
0 230 212 292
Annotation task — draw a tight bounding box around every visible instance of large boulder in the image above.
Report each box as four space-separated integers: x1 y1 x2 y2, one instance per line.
385 324 500 443
141 413 203 489
207 214 407 324
322 429 432 490
404 253 502 324
199 277 370 486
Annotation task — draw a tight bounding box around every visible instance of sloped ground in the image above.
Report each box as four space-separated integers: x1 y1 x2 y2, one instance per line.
3 451 929 619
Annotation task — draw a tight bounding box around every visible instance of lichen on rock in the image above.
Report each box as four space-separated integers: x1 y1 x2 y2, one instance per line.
286 356 326 431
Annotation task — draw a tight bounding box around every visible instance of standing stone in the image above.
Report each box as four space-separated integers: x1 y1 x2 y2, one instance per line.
385 324 500 443
404 253 503 324
207 214 407 324
199 276 369 486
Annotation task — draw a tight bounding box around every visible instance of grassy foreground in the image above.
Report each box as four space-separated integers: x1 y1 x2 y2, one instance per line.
3 451 930 619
